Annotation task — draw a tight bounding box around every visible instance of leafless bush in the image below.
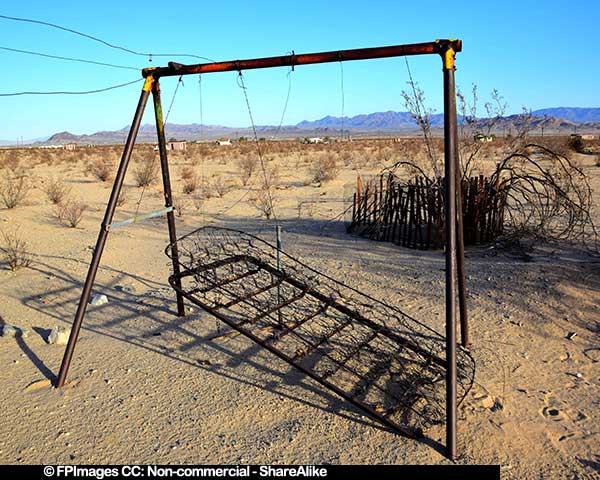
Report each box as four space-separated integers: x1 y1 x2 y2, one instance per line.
386 141 598 249
212 175 232 198
236 156 257 186
116 187 129 207
339 149 354 166
86 156 114 182
0 150 21 171
37 149 54 166
55 197 87 228
250 164 279 219
401 77 441 177
539 135 572 158
296 199 315 218
308 153 340 184
456 86 507 178
250 187 276 219
180 166 194 180
0 228 31 271
0 174 29 209
175 198 191 218
181 168 200 195
203 182 214 200
133 157 159 187
492 144 597 246
192 193 204 211
43 177 71 205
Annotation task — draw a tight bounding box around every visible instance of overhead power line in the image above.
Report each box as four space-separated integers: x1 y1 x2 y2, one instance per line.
0 13 216 62
0 45 139 71
0 78 143 96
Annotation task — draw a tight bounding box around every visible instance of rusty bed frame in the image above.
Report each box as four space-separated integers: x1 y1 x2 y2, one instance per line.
167 226 474 438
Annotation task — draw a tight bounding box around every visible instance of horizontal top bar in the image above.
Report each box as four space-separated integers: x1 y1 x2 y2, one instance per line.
142 39 461 78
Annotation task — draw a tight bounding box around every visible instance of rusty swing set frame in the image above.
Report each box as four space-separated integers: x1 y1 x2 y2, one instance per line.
55 39 470 460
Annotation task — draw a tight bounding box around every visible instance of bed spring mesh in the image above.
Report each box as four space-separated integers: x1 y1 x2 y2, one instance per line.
166 226 475 436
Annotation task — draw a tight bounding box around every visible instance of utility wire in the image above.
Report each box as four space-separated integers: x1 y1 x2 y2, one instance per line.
0 78 142 96
0 45 139 70
0 13 216 62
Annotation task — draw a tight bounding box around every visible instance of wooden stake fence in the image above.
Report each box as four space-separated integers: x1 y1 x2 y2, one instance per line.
350 172 507 249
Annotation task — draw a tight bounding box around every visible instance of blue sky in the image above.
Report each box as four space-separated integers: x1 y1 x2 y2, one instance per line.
1 0 598 140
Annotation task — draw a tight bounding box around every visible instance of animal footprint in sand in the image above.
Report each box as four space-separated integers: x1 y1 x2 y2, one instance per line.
541 406 565 421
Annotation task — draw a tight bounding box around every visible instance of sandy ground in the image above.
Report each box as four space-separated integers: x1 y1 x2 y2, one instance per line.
0 144 599 478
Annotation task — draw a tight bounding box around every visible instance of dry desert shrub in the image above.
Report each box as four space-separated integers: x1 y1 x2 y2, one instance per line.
0 228 31 271
182 173 200 195
55 197 87 228
116 187 129 207
250 164 279 219
43 177 71 205
86 155 114 182
0 173 30 209
212 175 232 197
308 153 340 184
339 149 354 166
296 199 315 218
236 156 258 186
175 198 191 218
36 149 51 166
538 136 572 157
191 193 204 211
0 150 20 171
250 187 276 219
133 156 159 187
180 166 195 180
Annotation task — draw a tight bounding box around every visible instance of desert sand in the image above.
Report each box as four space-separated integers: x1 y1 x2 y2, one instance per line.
0 140 598 478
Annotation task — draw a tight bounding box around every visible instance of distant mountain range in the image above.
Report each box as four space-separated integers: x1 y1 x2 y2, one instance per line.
5 107 600 146
531 107 600 123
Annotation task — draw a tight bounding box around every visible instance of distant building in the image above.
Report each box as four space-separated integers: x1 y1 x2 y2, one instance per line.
474 133 494 143
216 139 231 146
64 143 77 151
167 140 187 151
308 137 324 144
581 134 597 140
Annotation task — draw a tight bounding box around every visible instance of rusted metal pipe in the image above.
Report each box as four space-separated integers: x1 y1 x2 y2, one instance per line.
55 77 154 388
152 79 186 317
142 40 462 79
442 45 459 461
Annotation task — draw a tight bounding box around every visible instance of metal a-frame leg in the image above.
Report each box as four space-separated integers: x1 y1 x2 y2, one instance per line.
442 45 459 461
151 79 185 317
56 77 155 387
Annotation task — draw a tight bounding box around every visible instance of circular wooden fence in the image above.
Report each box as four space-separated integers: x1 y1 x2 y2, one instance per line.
348 173 508 250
